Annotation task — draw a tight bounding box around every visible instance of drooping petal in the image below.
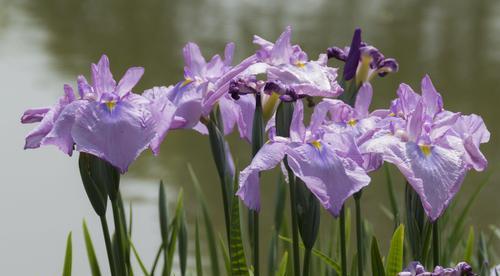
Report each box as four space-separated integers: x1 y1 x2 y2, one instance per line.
286 142 370 216
237 141 288 210
72 101 156 173
168 83 204 129
354 83 373 118
143 87 177 155
42 100 88 155
91 55 116 95
115 67 144 96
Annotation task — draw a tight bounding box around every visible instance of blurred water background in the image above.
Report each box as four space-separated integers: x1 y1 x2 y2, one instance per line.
1 0 499 274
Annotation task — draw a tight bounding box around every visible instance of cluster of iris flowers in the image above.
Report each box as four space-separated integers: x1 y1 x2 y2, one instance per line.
22 26 489 276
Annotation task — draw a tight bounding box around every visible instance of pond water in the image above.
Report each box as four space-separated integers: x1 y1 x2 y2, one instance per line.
1 0 499 274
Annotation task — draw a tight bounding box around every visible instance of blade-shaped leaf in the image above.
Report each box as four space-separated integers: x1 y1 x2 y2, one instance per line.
158 181 169 276
276 252 288 276
464 226 474 264
278 235 341 274
83 220 102 276
129 238 150 276
218 234 231 275
229 177 249 275
166 189 184 276
62 232 73 276
371 237 385 276
178 210 188 276
188 164 220 276
386 225 405 276
195 218 203 276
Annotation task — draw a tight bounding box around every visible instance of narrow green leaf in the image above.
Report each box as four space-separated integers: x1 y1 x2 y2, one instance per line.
386 225 405 276
267 174 287 276
464 226 474 264
188 164 220 276
178 210 188 276
276 252 288 276
371 237 385 276
83 220 102 276
129 238 150 276
158 181 169 276
384 164 399 227
149 244 163 276
218 234 231 275
166 189 184 276
278 235 341 274
195 218 203 276
446 172 492 259
229 176 249 275
62 232 73 276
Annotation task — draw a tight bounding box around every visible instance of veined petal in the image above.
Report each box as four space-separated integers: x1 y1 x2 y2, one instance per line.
405 143 467 221
115 67 144 96
169 83 204 129
286 142 370 216
218 96 240 137
72 101 156 173
183 42 206 77
290 100 305 142
237 141 288 210
224 42 235 66
271 26 293 65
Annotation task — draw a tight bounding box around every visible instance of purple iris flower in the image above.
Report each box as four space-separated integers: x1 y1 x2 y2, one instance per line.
327 28 399 82
237 100 370 216
148 42 258 142
398 261 475 276
22 55 161 173
240 26 343 99
310 83 385 172
360 75 489 221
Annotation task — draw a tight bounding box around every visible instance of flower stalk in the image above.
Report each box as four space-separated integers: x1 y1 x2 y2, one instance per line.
340 207 348 276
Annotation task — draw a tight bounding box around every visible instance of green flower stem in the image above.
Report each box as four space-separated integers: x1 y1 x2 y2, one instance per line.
303 248 312 276
354 191 363 276
111 200 127 275
433 220 440 267
251 93 264 276
340 206 347 276
100 215 117 276
286 162 301 276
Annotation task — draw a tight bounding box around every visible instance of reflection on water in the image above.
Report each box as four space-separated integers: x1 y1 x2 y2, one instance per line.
1 0 499 274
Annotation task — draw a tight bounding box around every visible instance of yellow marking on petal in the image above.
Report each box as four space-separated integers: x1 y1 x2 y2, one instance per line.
356 54 372 85
347 119 357 126
388 112 396 117
181 78 193 88
295 62 306 68
263 92 280 121
105 101 117 111
311 140 322 150
420 144 432 157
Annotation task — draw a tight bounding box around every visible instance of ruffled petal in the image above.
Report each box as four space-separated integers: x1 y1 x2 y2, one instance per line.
421 75 443 118
286 142 370 216
72 101 156 173
237 141 288 210
21 107 50 123
91 55 116 95
270 26 293 65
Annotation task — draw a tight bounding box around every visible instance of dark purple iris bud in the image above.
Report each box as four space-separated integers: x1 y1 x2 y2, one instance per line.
343 28 362 81
228 76 262 100
377 58 399 77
